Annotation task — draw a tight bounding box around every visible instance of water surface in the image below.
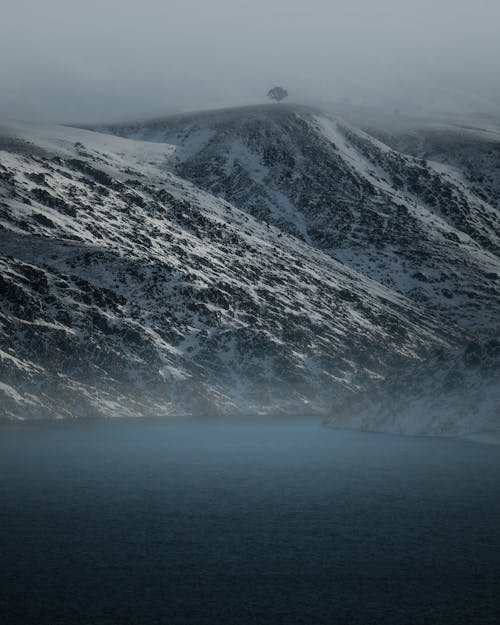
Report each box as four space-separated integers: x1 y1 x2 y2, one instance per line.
1 419 499 624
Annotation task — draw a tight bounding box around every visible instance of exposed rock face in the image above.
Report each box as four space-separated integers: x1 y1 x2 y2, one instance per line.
0 105 499 433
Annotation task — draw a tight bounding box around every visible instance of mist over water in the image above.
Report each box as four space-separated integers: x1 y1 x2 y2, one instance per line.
2 0 500 122
1 419 500 624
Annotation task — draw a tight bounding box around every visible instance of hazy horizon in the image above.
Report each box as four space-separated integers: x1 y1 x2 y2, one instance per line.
2 0 500 124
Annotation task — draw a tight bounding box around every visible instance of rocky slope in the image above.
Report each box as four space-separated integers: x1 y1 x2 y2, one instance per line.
357 117 500 211
102 105 500 333
0 105 499 434
0 120 466 421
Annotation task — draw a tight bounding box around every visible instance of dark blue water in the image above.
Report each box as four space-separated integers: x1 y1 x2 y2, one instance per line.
1 419 499 625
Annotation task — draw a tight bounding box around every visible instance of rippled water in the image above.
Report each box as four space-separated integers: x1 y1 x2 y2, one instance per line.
1 419 499 624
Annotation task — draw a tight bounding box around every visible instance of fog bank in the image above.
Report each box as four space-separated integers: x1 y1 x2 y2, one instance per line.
2 0 500 123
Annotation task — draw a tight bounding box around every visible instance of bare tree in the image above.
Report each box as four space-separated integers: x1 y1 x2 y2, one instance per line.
267 86 288 103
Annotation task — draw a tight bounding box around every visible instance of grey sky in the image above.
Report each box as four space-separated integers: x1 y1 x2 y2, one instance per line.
1 0 499 123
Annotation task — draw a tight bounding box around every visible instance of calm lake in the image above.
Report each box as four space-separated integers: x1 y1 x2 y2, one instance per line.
1 419 499 625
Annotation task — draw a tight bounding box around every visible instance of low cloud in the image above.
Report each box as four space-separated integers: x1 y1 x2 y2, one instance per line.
1 0 499 122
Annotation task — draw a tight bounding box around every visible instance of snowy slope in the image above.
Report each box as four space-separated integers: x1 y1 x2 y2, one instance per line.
356 118 500 211
1 105 499 435
100 105 500 333
0 121 466 421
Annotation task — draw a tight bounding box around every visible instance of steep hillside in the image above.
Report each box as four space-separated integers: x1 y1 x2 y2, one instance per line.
358 118 500 210
0 122 463 420
101 105 500 333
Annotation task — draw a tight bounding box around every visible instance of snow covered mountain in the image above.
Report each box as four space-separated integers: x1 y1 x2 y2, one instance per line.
1 104 499 434
101 105 500 333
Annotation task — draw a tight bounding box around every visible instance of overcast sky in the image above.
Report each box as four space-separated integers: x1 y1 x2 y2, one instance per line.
1 0 499 123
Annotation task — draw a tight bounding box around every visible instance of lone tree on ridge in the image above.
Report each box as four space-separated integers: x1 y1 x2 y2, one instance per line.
267 86 288 103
